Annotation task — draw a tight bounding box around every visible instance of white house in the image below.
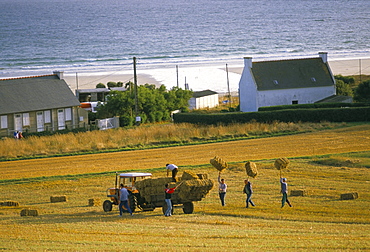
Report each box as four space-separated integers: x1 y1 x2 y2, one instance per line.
238 52 336 112
189 90 219 110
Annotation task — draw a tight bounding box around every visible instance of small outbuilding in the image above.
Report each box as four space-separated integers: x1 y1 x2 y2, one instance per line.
188 90 219 110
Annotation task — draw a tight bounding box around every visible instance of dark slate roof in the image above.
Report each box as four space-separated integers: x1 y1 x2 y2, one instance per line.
192 90 218 98
315 95 353 103
251 57 334 91
0 74 81 114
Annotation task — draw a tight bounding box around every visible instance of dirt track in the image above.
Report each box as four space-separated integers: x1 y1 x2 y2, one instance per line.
1 125 369 180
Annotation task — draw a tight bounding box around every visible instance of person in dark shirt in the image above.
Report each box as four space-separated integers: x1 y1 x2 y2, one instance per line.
280 177 292 208
243 179 255 208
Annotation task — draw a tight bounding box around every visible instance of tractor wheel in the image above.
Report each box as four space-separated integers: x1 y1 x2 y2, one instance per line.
162 201 174 215
103 200 112 212
183 202 194 214
128 194 137 213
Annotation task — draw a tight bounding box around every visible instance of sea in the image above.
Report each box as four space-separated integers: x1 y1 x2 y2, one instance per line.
1 0 370 92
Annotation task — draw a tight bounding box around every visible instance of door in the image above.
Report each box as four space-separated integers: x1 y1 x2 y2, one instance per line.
57 109 65 130
14 114 22 131
36 111 44 132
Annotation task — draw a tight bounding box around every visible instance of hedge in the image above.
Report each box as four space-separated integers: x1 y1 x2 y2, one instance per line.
258 102 370 111
173 107 370 125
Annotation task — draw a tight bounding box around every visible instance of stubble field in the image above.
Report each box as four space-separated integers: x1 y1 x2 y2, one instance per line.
0 124 369 251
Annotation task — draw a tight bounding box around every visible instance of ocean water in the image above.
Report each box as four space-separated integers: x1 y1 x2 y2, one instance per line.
1 0 369 91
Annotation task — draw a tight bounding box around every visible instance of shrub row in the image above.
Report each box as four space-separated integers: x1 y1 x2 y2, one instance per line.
173 107 370 125
258 102 370 111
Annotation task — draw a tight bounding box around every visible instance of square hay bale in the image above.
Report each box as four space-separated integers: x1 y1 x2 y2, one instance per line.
245 161 258 178
0 201 19 207
20 209 39 217
340 192 359 200
181 170 199 180
88 198 101 206
210 156 228 172
274 157 290 170
197 174 208 179
50 195 67 203
291 190 307 196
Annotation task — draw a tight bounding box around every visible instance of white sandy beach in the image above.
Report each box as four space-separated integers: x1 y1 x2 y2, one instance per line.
64 58 370 93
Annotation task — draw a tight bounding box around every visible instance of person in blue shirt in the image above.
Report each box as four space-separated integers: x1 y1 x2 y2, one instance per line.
119 184 133 216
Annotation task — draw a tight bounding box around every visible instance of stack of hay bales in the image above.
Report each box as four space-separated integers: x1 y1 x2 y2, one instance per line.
20 209 39 217
135 177 174 203
50 195 67 203
0 201 19 207
274 157 290 170
245 161 258 178
210 156 228 173
340 192 359 200
135 171 214 204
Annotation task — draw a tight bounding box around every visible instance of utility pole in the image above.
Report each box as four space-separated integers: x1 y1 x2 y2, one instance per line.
133 57 140 125
176 65 179 88
226 64 231 109
359 59 362 83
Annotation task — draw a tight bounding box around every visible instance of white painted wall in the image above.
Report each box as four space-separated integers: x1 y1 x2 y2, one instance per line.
256 86 336 109
189 94 219 110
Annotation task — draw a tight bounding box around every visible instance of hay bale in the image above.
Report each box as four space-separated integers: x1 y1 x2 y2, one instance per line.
20 209 39 216
210 156 228 172
0 201 19 207
340 192 359 200
197 174 208 179
50 195 67 203
245 161 258 178
291 190 307 196
88 198 101 206
181 170 199 180
274 157 290 170
177 179 214 201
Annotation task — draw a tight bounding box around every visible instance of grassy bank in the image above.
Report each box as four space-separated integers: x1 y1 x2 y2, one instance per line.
0 121 349 160
0 154 369 251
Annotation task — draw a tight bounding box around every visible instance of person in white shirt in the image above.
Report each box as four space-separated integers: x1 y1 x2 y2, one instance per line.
166 164 179 182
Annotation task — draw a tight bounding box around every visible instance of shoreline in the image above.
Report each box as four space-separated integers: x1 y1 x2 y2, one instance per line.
64 58 370 92
3 58 370 93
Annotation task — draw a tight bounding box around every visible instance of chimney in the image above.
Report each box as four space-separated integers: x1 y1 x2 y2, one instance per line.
53 71 64 80
244 57 253 69
319 52 328 63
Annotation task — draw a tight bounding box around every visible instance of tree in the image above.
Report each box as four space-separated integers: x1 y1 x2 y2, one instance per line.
354 80 370 102
96 85 193 126
336 80 353 97
96 83 106 88
335 75 355 85
107 82 117 88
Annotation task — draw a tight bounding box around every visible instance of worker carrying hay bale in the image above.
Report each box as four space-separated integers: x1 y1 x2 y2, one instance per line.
210 156 228 173
245 161 258 178
274 157 290 170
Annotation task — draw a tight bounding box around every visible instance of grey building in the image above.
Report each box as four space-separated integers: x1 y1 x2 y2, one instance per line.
0 71 88 137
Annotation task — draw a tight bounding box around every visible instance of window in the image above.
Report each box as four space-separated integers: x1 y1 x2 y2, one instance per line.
65 108 72 121
22 113 30 126
1 115 7 129
44 110 51 123
292 100 298 104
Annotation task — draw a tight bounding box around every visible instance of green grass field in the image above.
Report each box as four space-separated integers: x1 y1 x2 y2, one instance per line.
1 152 369 251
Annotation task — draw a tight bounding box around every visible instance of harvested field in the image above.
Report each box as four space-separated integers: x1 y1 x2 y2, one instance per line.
1 124 370 180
